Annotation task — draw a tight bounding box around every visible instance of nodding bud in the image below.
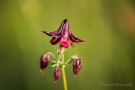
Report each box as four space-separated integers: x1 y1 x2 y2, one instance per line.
40 52 51 73
73 58 82 76
54 66 61 82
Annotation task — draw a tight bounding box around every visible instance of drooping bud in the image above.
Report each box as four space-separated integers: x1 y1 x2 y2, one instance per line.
40 52 51 73
73 58 82 76
54 66 61 82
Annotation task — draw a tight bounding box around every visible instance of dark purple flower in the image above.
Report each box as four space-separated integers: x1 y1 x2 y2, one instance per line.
54 66 61 82
73 58 82 76
41 19 85 48
40 52 51 73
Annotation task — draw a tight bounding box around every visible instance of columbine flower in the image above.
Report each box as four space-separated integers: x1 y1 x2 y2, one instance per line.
40 52 51 73
41 19 85 48
54 66 61 82
73 58 82 76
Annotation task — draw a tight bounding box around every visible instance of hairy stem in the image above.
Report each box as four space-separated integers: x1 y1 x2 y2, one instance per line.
61 54 68 90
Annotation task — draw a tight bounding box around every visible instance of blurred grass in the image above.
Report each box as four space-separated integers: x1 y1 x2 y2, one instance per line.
0 0 135 90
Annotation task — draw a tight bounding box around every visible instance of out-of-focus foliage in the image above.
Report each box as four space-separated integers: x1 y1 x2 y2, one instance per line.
0 0 135 90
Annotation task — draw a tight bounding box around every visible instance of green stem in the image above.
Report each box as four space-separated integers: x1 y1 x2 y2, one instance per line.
61 54 68 90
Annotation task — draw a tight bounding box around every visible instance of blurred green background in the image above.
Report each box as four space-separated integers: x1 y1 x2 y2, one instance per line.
0 0 135 90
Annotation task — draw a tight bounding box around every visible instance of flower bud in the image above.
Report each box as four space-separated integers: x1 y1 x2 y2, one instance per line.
73 58 82 76
40 52 51 73
54 66 61 82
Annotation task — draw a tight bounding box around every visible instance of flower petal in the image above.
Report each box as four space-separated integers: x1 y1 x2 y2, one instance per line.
50 37 60 45
67 20 86 43
40 31 53 36
41 21 64 38
70 34 86 43
60 20 72 48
